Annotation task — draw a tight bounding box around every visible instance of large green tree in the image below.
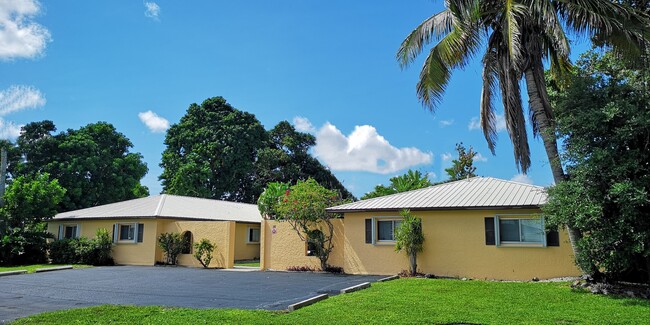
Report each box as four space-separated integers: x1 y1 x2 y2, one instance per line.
15 121 149 211
362 169 432 200
398 0 648 266
160 97 268 203
543 50 650 282
256 121 354 200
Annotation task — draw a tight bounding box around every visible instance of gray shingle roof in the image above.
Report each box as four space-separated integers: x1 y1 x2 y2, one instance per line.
327 177 547 212
53 194 262 223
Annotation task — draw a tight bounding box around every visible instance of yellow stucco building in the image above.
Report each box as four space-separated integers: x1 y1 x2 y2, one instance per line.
261 177 581 281
48 195 261 268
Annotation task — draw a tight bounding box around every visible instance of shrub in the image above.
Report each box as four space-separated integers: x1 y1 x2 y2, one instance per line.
287 265 316 272
48 229 114 266
193 239 215 268
158 232 185 265
324 265 343 274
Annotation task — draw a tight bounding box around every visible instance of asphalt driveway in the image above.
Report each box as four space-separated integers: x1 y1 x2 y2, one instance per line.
0 266 383 322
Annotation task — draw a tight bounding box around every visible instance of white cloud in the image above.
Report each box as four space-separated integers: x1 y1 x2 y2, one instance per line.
474 152 488 162
313 121 432 174
439 119 454 127
144 2 161 20
468 114 507 132
427 171 436 180
441 152 452 161
292 116 315 133
0 118 22 140
0 85 46 116
138 110 169 133
0 0 51 60
511 173 533 185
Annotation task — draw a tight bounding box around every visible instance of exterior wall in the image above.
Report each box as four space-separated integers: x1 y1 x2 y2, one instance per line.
234 222 260 261
343 209 581 280
161 220 235 269
260 219 344 271
47 219 159 266
48 219 260 269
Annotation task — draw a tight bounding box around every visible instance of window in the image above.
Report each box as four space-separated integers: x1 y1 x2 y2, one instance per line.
60 224 79 239
182 231 193 254
375 218 402 243
119 224 135 241
113 223 144 243
363 217 404 244
496 216 545 245
247 227 260 243
306 229 323 256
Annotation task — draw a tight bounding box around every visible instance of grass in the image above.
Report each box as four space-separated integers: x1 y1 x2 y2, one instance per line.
234 259 260 267
0 264 91 274
14 278 650 324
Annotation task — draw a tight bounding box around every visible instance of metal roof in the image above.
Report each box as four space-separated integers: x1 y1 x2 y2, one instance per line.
327 177 547 212
53 194 262 223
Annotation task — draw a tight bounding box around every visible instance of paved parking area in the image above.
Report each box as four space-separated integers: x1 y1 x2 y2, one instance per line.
0 266 383 322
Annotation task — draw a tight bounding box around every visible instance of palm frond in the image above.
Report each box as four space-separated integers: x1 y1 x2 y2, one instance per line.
480 47 499 154
397 10 455 68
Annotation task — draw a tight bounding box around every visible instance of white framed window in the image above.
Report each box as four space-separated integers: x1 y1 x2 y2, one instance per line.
247 227 260 243
113 223 144 243
58 224 80 239
495 215 546 246
370 217 402 244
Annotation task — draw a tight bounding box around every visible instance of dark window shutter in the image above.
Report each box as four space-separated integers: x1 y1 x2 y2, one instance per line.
365 219 372 244
546 230 559 246
137 223 144 243
485 217 495 245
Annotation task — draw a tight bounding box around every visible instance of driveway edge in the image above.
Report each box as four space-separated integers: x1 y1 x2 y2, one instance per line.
287 294 328 311
34 265 73 273
0 270 27 277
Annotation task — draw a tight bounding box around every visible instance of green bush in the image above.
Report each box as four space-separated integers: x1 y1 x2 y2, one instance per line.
158 232 185 265
49 229 114 266
193 239 215 268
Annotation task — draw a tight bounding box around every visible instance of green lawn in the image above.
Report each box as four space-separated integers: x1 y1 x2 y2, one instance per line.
0 264 91 274
14 278 650 324
234 259 260 267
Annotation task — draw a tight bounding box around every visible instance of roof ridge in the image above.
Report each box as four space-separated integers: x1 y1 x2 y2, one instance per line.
486 176 546 189
161 194 259 207
154 194 167 216
352 176 483 205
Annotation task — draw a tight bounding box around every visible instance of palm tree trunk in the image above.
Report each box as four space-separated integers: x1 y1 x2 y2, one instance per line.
410 252 417 276
524 65 585 273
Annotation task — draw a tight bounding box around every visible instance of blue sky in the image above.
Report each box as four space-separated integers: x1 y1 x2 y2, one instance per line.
0 1 587 198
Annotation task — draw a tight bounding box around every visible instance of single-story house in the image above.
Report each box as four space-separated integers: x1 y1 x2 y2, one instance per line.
260 177 581 280
48 194 262 268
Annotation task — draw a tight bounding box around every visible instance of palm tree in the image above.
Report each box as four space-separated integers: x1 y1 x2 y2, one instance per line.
397 0 648 267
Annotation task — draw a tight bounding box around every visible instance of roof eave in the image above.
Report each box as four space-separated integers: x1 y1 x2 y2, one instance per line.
326 205 543 214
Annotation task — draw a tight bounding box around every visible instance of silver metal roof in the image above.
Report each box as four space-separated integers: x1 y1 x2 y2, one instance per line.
53 194 262 223
327 177 547 212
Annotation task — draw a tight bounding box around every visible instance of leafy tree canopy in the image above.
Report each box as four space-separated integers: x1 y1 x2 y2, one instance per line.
15 121 149 211
160 97 353 203
362 169 432 200
160 97 268 203
445 143 477 181
543 49 650 282
256 121 354 200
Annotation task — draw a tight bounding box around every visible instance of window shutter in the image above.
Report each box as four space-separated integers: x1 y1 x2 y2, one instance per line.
546 230 559 246
365 219 372 244
113 224 118 243
58 224 63 240
137 223 144 243
485 217 495 245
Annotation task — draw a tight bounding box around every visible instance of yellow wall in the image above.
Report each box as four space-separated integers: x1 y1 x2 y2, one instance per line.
234 223 260 261
160 220 235 268
261 219 344 271
48 219 260 269
48 219 158 266
343 210 581 280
